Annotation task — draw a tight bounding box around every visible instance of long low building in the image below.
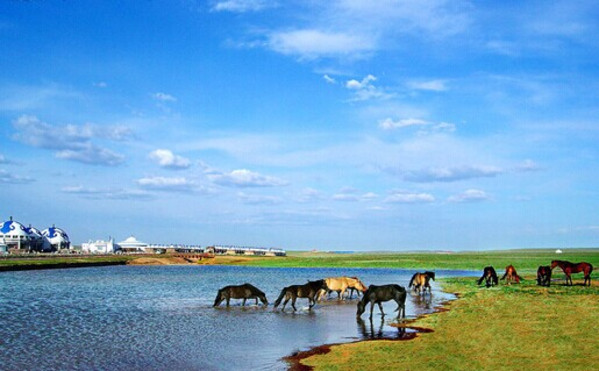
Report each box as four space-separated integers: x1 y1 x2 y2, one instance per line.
206 245 286 256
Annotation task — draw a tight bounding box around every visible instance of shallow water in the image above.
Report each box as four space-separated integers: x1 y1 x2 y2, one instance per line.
0 265 477 370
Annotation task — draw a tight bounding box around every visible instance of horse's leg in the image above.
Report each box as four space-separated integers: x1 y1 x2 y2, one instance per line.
369 301 375 320
340 286 347 301
291 296 297 311
242 298 246 306
378 302 385 316
226 297 230 307
255 298 258 305
282 297 289 311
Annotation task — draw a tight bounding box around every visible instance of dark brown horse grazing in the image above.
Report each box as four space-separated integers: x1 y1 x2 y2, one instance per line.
213 283 268 307
408 271 435 295
477 266 498 287
274 279 328 311
500 265 522 285
537 265 552 287
356 284 406 320
551 260 593 286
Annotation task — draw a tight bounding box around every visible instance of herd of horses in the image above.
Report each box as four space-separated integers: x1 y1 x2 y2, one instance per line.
212 259 593 320
212 273 434 319
477 260 593 287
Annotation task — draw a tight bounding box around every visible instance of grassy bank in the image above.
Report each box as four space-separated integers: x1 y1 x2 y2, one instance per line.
230 249 599 274
0 255 133 271
297 277 599 370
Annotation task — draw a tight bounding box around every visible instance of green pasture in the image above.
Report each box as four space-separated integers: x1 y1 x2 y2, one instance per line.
299 276 599 370
232 249 599 274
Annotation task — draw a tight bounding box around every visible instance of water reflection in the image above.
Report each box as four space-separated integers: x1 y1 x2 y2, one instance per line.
0 266 478 370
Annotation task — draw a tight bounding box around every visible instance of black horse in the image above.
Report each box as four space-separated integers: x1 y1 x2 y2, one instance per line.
356 284 406 320
536 265 552 287
213 283 268 307
274 279 328 311
477 266 498 287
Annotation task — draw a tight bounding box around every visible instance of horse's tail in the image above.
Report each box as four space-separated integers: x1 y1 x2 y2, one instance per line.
273 287 287 308
408 273 417 288
213 289 224 307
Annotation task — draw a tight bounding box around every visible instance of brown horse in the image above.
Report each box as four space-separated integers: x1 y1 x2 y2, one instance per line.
500 265 522 285
318 276 368 301
551 260 593 286
213 283 268 307
536 265 552 287
274 279 328 311
477 266 498 287
408 271 435 295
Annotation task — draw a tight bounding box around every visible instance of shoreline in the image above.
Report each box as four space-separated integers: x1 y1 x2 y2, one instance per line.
283 289 460 370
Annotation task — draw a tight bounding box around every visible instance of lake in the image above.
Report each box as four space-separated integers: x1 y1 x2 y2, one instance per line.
0 265 477 370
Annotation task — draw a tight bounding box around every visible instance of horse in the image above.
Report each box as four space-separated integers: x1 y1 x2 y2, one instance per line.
551 260 593 286
213 283 268 307
274 279 328 311
477 266 498 287
408 271 435 295
318 276 367 301
500 265 522 285
536 265 552 287
356 284 406 320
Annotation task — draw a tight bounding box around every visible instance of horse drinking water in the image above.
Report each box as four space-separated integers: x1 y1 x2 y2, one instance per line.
551 260 593 286
408 271 435 295
356 284 407 320
274 279 328 311
213 283 268 307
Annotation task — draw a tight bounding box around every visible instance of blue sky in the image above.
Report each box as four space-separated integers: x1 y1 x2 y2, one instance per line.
1 0 599 250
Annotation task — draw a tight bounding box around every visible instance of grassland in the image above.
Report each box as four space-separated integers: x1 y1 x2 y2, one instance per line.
228 249 599 274
0 255 132 271
297 276 599 370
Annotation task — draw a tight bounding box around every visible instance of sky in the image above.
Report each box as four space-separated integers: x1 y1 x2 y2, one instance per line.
1 0 599 251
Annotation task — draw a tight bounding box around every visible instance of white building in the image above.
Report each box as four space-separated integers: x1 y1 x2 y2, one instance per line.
41 225 71 251
117 236 149 252
81 238 118 254
0 217 33 250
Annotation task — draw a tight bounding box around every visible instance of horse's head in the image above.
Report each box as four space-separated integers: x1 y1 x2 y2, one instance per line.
550 260 559 269
259 294 268 306
353 278 368 292
356 300 366 317
426 271 436 281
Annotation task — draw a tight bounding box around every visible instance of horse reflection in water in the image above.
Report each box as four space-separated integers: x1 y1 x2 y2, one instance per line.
357 317 407 340
410 291 433 311
213 283 268 307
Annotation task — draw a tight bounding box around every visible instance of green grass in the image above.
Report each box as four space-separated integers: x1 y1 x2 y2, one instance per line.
231 249 599 274
0 255 133 269
299 276 599 370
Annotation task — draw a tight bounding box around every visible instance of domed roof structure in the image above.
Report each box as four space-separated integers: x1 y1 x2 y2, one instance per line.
25 225 43 239
0 217 30 239
42 225 71 250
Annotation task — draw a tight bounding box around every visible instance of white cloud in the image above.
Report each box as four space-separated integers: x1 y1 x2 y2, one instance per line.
515 159 541 172
55 146 125 166
344 75 392 101
404 165 503 183
408 79 448 92
323 74 337 84
332 188 378 202
12 115 129 166
62 186 153 200
385 190 435 204
237 192 282 205
212 0 275 13
448 189 490 203
0 154 8 164
149 149 191 170
0 169 34 184
209 169 288 188
93 81 108 88
152 92 177 102
379 118 429 130
296 187 324 203
137 176 197 192
267 29 375 59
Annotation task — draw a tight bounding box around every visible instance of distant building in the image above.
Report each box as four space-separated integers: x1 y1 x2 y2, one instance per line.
206 245 286 257
556 249 563 254
0 217 69 252
117 236 149 253
81 238 118 254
